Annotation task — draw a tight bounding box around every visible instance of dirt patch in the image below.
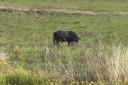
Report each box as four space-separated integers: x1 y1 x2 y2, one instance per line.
0 7 128 15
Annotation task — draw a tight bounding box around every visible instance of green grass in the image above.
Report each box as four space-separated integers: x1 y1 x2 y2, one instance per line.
1 0 128 12
0 12 128 83
0 0 128 84
1 13 128 46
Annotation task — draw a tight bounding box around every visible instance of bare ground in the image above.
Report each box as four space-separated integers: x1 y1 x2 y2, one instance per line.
0 6 128 15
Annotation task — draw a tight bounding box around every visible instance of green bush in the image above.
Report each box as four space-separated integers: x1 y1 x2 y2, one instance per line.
5 69 43 85
0 74 5 85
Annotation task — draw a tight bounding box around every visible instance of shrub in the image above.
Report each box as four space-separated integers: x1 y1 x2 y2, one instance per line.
0 74 5 85
5 69 43 85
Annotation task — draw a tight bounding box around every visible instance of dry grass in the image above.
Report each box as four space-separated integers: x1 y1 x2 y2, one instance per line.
34 44 128 84
0 51 7 66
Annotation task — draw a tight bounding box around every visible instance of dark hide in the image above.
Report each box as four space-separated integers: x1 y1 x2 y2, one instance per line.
53 30 80 46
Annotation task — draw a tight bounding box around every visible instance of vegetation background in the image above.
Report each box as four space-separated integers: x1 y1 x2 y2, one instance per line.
0 0 128 85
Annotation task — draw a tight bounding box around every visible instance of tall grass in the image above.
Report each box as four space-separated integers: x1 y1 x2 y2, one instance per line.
2 44 128 84
0 12 128 83
36 44 128 83
1 43 128 84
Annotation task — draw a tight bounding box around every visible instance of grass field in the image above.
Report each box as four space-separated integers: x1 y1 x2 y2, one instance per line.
0 12 128 84
0 0 128 85
1 0 128 12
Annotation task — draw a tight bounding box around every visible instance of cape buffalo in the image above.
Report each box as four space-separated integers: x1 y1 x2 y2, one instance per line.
53 30 80 46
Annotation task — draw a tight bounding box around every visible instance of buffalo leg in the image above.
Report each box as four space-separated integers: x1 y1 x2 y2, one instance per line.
53 39 60 47
56 41 59 46
71 42 74 45
68 42 71 46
